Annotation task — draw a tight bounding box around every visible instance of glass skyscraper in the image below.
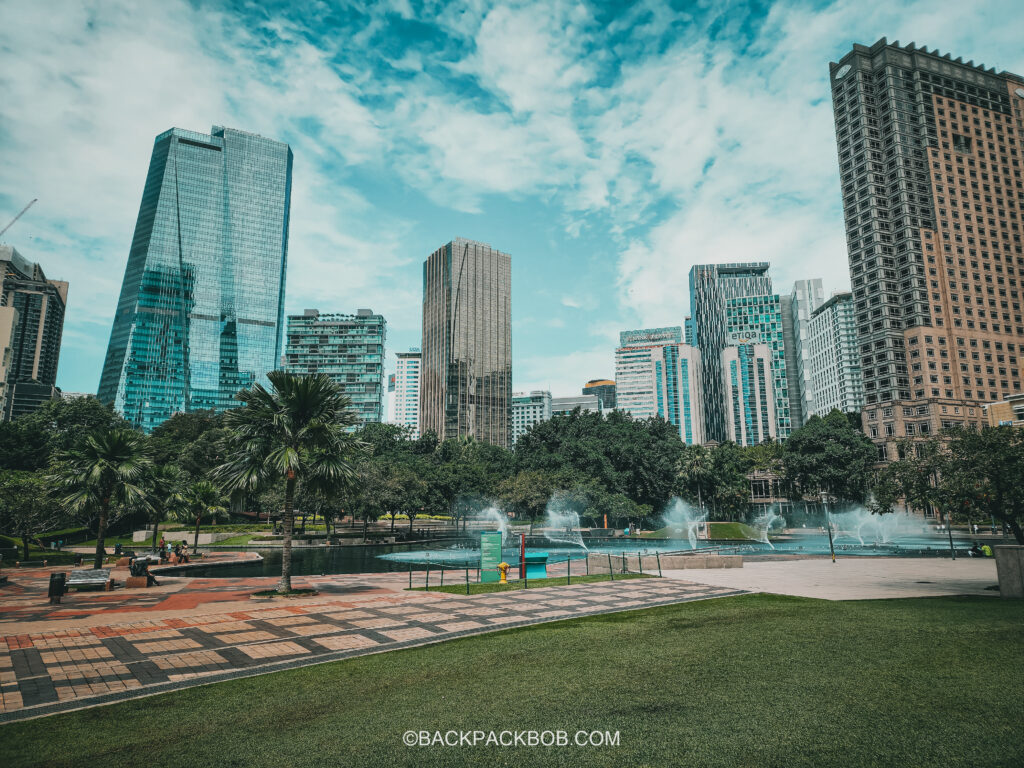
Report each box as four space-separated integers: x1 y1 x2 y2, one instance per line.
98 126 292 431
420 238 512 447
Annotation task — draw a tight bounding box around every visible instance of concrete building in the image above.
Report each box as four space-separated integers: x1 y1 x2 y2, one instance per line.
830 39 1024 459
807 292 865 416
420 238 512 447
582 379 616 410
785 279 825 426
722 343 777 446
391 349 421 438
689 263 773 441
284 309 386 427
615 327 705 444
1 246 68 420
551 393 602 417
511 390 551 444
984 393 1024 426
98 126 291 431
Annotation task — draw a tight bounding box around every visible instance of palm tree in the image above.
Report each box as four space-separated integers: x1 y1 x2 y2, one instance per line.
144 464 185 553
52 428 151 569
176 480 227 550
213 371 360 593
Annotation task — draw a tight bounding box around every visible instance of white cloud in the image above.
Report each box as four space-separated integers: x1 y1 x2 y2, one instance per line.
515 347 614 397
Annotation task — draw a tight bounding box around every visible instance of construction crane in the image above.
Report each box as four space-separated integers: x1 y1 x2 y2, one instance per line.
0 198 38 240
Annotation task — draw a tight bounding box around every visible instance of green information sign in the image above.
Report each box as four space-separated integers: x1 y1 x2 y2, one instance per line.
480 532 503 583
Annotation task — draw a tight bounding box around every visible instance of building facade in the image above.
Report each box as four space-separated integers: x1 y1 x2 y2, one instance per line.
98 126 292 431
722 343 777 446
830 39 1024 458
785 279 825 426
807 292 865 416
284 309 386 427
615 327 705 444
984 393 1024 426
1 246 68 420
689 263 773 442
723 293 793 439
582 379 616 410
551 393 602 417
392 349 421 437
511 390 551 444
420 238 512 447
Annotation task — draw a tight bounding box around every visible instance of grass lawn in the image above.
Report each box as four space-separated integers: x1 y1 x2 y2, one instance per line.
410 572 651 594
1 594 1022 767
707 521 762 540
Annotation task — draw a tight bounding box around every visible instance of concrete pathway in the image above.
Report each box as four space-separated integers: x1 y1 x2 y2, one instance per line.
0 575 744 722
664 556 999 600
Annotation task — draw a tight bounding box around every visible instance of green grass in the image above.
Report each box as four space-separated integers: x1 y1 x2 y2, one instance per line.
707 521 761 540
410 572 651 594
0 534 82 564
1 594 1021 767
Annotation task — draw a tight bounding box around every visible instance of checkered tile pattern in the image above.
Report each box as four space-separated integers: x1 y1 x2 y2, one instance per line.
0 578 745 722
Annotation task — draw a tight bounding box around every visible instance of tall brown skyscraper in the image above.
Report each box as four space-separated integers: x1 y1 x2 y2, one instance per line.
830 38 1024 459
420 238 512 447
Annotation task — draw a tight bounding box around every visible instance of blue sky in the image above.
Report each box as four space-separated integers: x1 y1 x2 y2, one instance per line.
1 0 1022 398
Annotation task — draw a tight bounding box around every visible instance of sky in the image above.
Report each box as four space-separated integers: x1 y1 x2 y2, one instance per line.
1 0 1023 400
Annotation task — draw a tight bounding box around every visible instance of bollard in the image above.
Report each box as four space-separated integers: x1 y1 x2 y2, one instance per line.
425 562 430 591
440 568 445 588
586 554 590 576
656 551 662 577
567 557 571 585
608 553 614 582
638 552 644 575
621 553 626 574
409 566 412 589
465 567 470 595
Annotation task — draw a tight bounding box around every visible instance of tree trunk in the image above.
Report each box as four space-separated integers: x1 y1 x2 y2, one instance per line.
362 513 369 542
151 516 161 553
93 500 110 570
194 514 201 551
21 532 31 560
409 511 415 537
278 474 297 593
390 512 395 533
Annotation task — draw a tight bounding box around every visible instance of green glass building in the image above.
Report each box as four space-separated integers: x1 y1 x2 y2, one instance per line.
98 126 292 431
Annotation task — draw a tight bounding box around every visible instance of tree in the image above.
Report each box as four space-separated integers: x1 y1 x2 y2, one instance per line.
51 428 151 569
0 471 65 559
783 411 877 503
176 481 227 550
213 372 360 593
936 426 1024 543
677 445 713 511
142 464 186 553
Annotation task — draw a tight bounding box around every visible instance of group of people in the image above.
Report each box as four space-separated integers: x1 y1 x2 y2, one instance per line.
969 542 994 557
157 537 190 563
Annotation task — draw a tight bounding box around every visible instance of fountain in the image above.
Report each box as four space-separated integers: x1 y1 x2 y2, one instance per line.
661 497 707 550
543 494 588 550
470 506 511 546
751 507 785 549
830 507 928 546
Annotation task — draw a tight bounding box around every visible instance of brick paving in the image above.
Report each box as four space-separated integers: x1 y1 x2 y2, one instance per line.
0 574 745 723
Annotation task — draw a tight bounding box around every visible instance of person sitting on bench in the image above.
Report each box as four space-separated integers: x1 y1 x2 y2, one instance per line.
129 556 159 587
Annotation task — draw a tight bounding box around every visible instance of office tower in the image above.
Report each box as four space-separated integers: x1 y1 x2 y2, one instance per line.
284 309 386 427
551 393 602 417
0 306 16 416
1 246 68 419
786 279 826 425
582 379 616 410
615 327 705 444
386 373 396 421
689 263 773 441
420 238 512 447
830 39 1024 457
98 125 292 431
512 390 551 444
722 343 777 446
684 316 695 345
392 348 421 437
723 292 793 439
807 292 865 416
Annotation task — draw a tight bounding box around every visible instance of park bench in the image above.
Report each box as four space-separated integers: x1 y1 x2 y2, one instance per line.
66 568 115 591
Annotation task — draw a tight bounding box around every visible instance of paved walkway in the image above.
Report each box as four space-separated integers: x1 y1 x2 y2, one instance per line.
665 556 999 600
0 575 744 722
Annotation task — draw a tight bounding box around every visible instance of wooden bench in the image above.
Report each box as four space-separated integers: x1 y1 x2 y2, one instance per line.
66 568 115 591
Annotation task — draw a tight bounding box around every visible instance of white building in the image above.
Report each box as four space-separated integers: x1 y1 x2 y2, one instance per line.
615 327 705 444
390 349 421 437
511 390 551 444
722 343 777 446
551 394 601 417
807 292 864 416
785 279 825 428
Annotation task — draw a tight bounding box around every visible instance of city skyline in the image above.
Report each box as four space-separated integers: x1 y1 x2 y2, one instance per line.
4 1 1023 401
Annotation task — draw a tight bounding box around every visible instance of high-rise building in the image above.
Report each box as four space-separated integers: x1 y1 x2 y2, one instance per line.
689 263 773 442
392 349 421 437
723 292 793 439
284 309 386 427
1 246 68 420
786 279 826 425
722 343 777 446
582 379 616 410
551 393 602 417
830 39 1024 458
807 292 865 416
511 390 551 444
420 238 512 447
98 125 292 431
615 327 705 444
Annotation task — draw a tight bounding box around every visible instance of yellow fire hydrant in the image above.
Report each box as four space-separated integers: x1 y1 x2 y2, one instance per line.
497 562 510 584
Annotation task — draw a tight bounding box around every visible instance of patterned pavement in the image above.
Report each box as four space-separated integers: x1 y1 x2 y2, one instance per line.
0 575 745 723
